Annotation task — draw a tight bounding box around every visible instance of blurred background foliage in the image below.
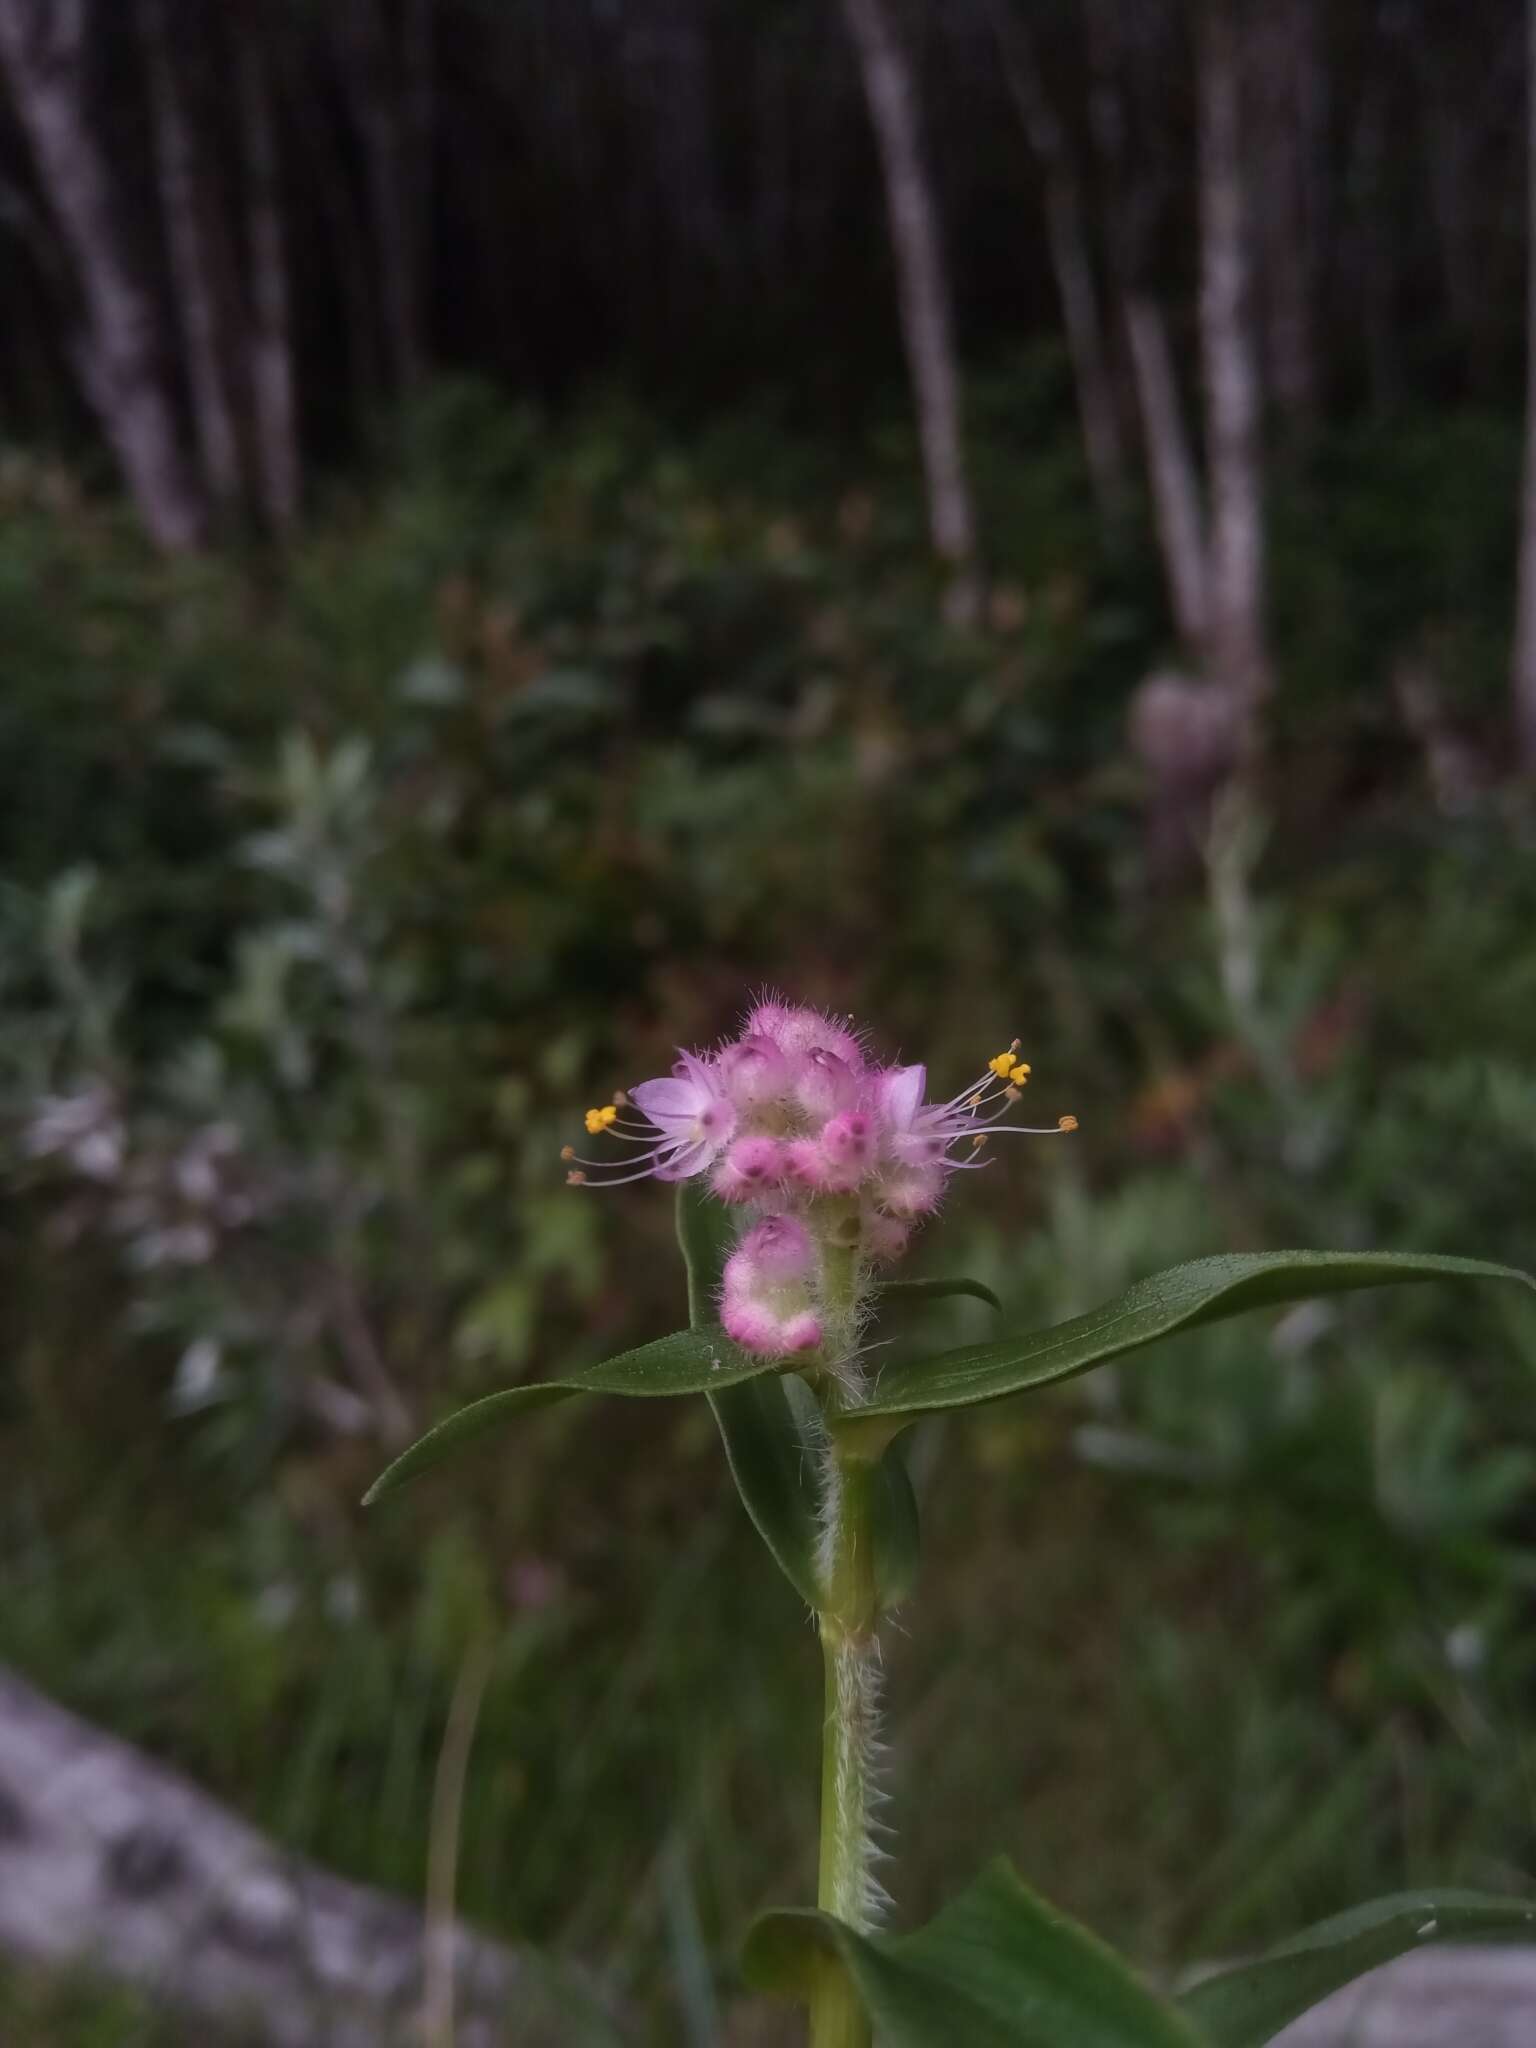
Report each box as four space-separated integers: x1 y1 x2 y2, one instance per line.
4 376 1536 2041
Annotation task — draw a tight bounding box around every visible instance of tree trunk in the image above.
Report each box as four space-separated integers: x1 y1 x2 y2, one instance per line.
837 0 979 619
0 0 207 550
1248 0 1319 433
0 1663 594 2047
1197 0 1270 717
340 0 427 394
1124 292 1208 652
987 0 1126 519
137 0 244 516
1348 23 1400 412
1515 0 1536 767
239 24 301 533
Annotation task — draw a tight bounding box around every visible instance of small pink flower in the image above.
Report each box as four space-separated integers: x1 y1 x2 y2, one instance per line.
563 1049 735 1185
872 1049 1066 1207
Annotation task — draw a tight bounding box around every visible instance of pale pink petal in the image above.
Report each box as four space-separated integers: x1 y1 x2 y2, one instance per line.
878 1063 926 1133
630 1075 705 1126
651 1140 712 1181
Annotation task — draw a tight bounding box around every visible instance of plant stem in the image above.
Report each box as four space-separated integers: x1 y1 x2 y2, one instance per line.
810 1443 880 2048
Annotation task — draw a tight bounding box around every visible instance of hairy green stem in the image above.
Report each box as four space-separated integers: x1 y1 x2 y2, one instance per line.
817 1229 864 1374
810 1444 880 2048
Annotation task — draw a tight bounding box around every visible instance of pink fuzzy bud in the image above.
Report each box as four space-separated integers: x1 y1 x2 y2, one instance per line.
784 1136 835 1192
728 1214 813 1283
793 1045 860 1120
721 1301 823 1354
879 1165 945 1218
786 1111 875 1194
820 1110 873 1168
711 1134 788 1203
862 1209 910 1261
743 997 796 1044
721 1215 822 1357
717 1032 791 1110
746 998 864 1069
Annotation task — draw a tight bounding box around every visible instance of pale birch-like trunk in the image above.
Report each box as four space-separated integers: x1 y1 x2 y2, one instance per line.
1197 0 1270 717
1515 0 1536 767
239 26 301 532
1124 292 1208 652
0 0 207 550
838 0 979 617
138 0 243 515
987 0 1125 519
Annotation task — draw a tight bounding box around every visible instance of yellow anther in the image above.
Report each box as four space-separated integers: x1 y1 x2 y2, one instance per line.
1009 1064 1031 1086
584 1104 619 1135
988 1052 1016 1078
560 1145 575 1162
1058 1115 1078 1133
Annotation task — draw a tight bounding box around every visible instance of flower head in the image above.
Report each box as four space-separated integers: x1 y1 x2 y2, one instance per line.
566 998 1075 1363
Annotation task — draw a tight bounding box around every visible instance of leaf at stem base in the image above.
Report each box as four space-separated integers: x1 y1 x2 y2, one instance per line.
745 1859 1204 2047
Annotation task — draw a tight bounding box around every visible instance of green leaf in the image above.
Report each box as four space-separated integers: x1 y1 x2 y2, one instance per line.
677 1182 825 1606
870 1431 922 1607
1180 1889 1536 2047
745 1858 1204 2047
677 1175 738 1330
876 1275 1003 1312
849 1253 1536 1423
709 1368 825 1607
675 1182 923 1609
362 1326 766 1503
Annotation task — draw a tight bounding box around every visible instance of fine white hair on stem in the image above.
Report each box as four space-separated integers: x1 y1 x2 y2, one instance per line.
831 1630 894 1927
813 1422 841 1592
814 1426 895 1930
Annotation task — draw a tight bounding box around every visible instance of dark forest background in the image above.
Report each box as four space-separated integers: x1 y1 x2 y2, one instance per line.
5 2 1536 2044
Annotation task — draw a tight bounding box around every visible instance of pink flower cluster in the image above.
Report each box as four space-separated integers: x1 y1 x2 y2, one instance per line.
566 997 1074 1360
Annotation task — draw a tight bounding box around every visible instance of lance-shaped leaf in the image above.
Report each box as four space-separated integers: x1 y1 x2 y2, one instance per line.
844 1252 1536 1425
1179 1888 1536 2048
676 1182 924 1609
745 1858 1204 2047
876 1275 1003 1312
362 1327 767 1503
677 1182 825 1606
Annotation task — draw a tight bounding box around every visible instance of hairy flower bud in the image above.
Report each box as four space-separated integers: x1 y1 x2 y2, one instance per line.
712 1134 788 1203
721 1215 823 1356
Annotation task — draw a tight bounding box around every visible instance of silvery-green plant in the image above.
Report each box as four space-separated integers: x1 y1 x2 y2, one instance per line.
368 996 1536 2047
